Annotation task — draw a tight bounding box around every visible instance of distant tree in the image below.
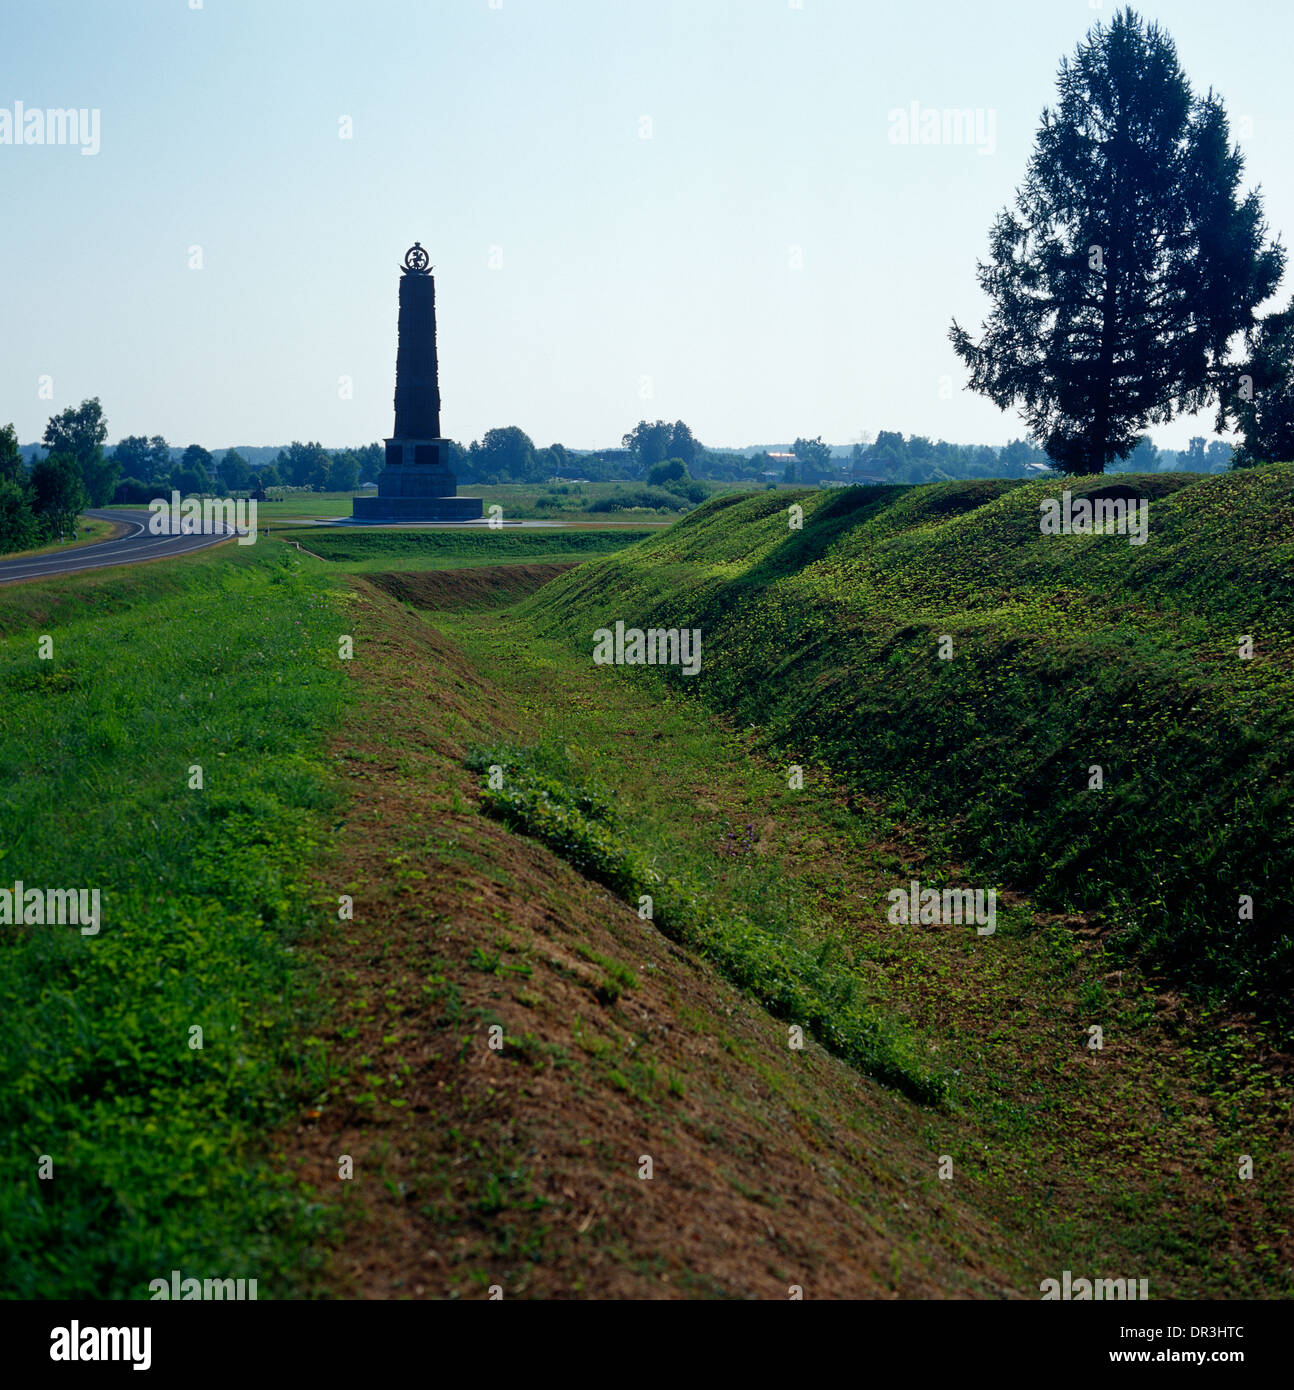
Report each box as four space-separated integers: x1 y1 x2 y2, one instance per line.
1184 436 1207 470
663 477 709 504
1205 440 1234 470
869 430 907 474
950 9 1285 474
0 476 39 553
668 421 700 467
446 440 471 481
1117 435 1161 473
170 466 208 497
907 435 936 465
217 448 252 490
43 398 106 464
326 451 359 492
549 442 571 474
646 457 688 486
352 442 384 484
44 397 118 504
898 458 940 484
791 436 832 477
112 477 154 504
999 438 1036 471
1 423 25 482
257 464 282 488
281 441 331 489
622 420 674 473
471 426 534 483
31 452 87 536
1217 299 1294 467
148 436 173 480
112 435 156 482
180 444 214 485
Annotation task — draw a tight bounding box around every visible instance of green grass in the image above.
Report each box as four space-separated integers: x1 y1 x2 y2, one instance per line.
518 468 1294 1023
426 593 1292 1298
0 544 350 1298
464 740 947 1105
0 515 121 561
290 526 657 572
113 480 760 524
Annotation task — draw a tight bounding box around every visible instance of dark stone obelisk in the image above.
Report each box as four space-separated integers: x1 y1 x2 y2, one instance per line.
352 243 482 521
393 266 441 439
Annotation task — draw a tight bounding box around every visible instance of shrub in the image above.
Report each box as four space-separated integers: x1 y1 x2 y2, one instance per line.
586 486 689 513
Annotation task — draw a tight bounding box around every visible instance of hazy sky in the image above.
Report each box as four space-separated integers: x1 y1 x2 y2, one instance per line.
3 0 1291 453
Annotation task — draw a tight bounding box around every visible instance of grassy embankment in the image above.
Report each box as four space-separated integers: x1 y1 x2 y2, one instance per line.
519 469 1294 1025
288 526 656 573
0 545 349 1297
0 515 123 562
314 517 1290 1297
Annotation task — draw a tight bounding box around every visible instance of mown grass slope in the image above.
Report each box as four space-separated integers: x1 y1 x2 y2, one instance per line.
0 546 349 1297
293 526 655 572
520 468 1294 1021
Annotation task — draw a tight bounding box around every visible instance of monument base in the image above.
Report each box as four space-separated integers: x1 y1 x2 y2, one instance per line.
351 494 484 521
351 436 483 521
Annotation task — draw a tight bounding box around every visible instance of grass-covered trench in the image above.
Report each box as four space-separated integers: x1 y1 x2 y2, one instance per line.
2 495 1289 1300
419 596 1292 1297
519 468 1294 1025
0 545 351 1298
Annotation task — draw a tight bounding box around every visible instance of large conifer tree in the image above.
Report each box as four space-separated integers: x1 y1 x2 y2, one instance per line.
950 7 1284 474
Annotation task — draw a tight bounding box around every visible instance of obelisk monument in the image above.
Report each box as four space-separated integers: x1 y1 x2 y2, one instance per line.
352 243 482 521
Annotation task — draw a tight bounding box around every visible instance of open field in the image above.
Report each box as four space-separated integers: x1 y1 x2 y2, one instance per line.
108 481 762 525
283 526 656 573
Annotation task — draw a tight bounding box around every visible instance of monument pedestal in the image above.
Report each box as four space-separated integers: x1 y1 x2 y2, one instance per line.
351 436 484 521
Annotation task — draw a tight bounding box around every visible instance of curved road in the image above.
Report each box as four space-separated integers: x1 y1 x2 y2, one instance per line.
0 508 237 585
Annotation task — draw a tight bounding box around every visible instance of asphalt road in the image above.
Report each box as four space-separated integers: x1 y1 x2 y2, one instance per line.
0 508 238 585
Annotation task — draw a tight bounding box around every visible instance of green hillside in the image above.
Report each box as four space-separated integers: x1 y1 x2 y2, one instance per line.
520 468 1294 1022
